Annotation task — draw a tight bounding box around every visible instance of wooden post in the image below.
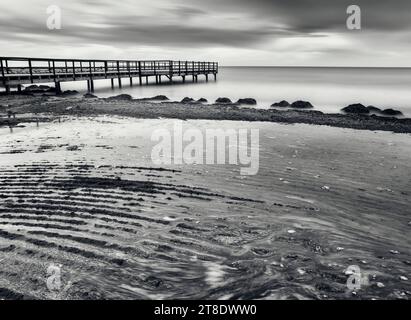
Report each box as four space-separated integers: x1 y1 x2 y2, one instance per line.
111 78 114 89
138 61 142 85
29 59 34 83
72 60 76 80
117 61 122 88
169 60 173 79
52 60 56 83
104 61 108 79
0 59 6 89
55 81 61 94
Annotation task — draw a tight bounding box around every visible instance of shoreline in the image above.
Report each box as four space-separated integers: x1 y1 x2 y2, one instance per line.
1 93 411 133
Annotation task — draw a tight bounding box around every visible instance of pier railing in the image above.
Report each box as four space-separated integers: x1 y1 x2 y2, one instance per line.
0 56 218 92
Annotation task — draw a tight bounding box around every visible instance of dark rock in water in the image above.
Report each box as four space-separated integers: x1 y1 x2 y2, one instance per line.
215 97 232 104
380 108 403 116
291 100 314 109
24 85 53 93
149 95 169 101
366 106 382 113
271 100 290 108
181 97 195 103
59 90 79 96
23 85 40 92
107 94 133 101
237 98 257 105
342 104 369 114
197 98 208 103
84 93 98 99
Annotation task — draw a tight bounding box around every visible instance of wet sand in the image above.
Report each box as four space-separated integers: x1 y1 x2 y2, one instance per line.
0 115 410 300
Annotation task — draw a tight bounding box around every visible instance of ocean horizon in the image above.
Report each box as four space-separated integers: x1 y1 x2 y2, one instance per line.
57 66 411 117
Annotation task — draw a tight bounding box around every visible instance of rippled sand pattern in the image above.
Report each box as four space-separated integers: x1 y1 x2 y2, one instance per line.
0 117 410 299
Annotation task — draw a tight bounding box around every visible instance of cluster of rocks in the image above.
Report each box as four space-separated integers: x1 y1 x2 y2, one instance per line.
106 94 133 101
342 103 403 116
180 97 208 104
271 100 314 109
22 85 79 97
214 97 256 105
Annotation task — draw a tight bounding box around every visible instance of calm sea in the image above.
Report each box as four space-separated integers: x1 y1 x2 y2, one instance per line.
62 67 411 116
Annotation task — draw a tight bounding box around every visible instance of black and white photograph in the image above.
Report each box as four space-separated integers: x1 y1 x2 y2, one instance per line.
0 0 410 307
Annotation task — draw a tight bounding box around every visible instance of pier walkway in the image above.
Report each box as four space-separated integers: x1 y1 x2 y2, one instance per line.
0 57 218 93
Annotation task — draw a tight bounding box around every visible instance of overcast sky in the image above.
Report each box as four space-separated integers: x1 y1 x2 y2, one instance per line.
1 0 410 66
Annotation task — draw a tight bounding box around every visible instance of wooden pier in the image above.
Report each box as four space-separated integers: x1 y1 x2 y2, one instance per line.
0 57 218 93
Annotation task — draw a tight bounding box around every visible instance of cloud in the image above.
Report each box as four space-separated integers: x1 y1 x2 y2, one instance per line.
1 0 411 66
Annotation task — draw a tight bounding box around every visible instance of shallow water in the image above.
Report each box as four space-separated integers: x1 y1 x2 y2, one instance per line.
0 117 410 299
54 67 411 117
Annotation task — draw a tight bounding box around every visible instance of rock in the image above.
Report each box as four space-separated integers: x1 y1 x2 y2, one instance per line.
321 186 330 191
66 145 80 151
380 108 403 116
23 85 40 92
291 100 314 109
215 97 232 104
366 106 382 113
181 97 195 103
59 90 79 96
287 229 296 234
23 85 54 94
106 94 133 101
389 250 400 254
149 95 169 101
271 100 290 108
376 282 385 288
84 93 97 99
197 98 208 103
399 276 408 281
342 104 369 114
237 98 257 105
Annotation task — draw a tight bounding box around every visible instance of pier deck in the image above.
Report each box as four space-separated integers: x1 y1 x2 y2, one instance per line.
0 57 218 93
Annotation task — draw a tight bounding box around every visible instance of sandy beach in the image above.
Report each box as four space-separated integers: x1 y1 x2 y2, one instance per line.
0 93 410 300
